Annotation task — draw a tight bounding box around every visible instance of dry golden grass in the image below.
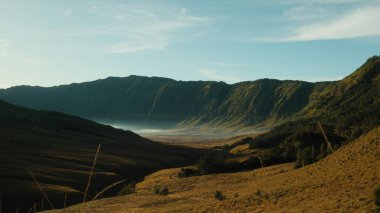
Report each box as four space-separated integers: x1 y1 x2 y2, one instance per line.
47 127 380 213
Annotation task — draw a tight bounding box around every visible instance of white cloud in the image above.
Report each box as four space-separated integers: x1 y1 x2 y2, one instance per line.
198 68 242 83
85 4 210 54
283 5 380 41
0 38 10 57
283 5 330 21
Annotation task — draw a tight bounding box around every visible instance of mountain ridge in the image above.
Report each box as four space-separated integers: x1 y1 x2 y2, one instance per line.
0 56 378 130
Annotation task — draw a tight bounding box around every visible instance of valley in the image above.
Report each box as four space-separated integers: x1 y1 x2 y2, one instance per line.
1 1 380 212
46 126 380 213
0 56 379 212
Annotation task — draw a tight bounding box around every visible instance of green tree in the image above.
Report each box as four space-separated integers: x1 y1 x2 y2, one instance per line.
311 146 318 163
302 146 312 166
318 143 327 160
295 148 303 168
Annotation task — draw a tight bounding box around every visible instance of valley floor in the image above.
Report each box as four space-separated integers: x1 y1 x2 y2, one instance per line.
47 127 380 213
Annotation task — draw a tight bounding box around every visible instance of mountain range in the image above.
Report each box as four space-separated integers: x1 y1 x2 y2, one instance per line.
1 57 379 132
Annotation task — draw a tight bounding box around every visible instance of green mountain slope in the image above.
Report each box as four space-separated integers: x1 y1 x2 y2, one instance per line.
0 77 319 128
0 56 378 130
230 56 380 169
300 56 380 135
0 100 209 212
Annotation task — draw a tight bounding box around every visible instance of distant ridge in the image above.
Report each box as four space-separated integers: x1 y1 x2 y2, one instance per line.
0 56 379 130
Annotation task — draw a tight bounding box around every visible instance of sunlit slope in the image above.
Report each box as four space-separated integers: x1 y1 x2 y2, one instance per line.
52 126 380 212
0 100 209 211
300 56 380 132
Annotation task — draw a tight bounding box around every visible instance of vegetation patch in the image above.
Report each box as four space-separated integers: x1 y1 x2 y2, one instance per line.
214 191 226 201
153 186 170 196
178 168 200 178
375 185 380 208
119 181 136 195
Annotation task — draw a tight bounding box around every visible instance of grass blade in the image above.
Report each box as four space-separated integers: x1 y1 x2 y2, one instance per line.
28 171 55 210
63 193 67 212
83 144 101 203
92 179 127 201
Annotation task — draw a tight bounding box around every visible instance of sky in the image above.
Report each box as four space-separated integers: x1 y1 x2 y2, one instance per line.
0 0 379 88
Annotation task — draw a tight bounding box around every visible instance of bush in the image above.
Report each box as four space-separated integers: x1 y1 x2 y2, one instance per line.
294 148 303 168
222 144 230 153
197 154 229 174
153 186 160 194
197 154 254 174
153 186 169 196
118 181 136 195
178 168 200 178
248 140 259 149
255 190 261 196
160 187 169 196
215 191 226 201
375 185 380 208
294 146 319 168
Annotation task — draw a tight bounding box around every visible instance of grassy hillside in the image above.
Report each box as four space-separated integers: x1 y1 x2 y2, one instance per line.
46 126 380 212
1 57 378 130
0 100 211 212
301 56 380 135
1 56 378 131
0 76 319 128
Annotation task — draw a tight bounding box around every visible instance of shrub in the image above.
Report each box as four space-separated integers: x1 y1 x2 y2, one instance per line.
153 186 169 196
222 144 230 153
178 168 200 178
294 148 303 168
215 191 226 201
197 154 257 174
197 154 229 174
118 181 136 195
318 143 327 160
160 187 169 196
302 146 313 166
153 186 160 194
375 185 380 208
248 139 259 149
255 190 261 196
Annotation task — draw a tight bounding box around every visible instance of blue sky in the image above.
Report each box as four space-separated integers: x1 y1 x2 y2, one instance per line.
0 0 379 88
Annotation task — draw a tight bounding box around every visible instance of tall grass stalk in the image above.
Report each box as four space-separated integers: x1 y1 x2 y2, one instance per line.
63 193 67 212
28 171 54 210
81 179 127 213
41 196 44 211
92 179 127 201
317 121 334 153
83 144 101 203
258 156 264 168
